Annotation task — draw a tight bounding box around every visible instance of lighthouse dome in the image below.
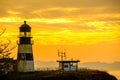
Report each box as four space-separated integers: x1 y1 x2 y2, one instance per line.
20 21 31 32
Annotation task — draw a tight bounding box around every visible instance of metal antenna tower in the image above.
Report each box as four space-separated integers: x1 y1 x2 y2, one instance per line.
58 49 66 61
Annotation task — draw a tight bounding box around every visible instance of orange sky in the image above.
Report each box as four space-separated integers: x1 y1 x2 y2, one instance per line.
0 0 120 63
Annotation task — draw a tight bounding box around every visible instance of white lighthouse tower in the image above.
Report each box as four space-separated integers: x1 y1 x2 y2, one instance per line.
17 21 34 72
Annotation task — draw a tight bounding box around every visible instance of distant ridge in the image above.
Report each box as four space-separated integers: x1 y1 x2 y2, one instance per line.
80 61 120 71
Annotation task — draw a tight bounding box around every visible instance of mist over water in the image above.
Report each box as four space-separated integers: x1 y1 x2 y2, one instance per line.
108 71 120 80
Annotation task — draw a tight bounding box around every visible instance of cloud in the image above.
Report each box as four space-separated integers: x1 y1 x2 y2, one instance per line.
0 0 119 18
7 10 21 15
32 27 118 45
0 0 119 45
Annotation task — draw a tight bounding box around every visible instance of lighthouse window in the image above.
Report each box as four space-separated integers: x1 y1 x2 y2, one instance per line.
20 32 24 37
26 32 31 37
20 32 31 37
24 32 31 37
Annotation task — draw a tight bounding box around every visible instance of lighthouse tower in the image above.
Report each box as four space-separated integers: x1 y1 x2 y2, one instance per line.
17 21 34 72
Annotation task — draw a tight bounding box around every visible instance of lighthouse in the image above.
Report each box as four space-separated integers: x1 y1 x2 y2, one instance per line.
17 21 34 72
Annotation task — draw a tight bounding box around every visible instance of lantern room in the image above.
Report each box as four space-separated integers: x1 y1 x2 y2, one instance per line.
19 21 31 37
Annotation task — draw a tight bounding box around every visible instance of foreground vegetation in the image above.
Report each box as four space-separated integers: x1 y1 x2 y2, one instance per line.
0 69 117 80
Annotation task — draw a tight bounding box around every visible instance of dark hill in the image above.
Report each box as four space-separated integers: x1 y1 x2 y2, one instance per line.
0 69 117 80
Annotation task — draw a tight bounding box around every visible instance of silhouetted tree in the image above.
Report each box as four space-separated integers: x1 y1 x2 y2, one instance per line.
0 28 15 74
